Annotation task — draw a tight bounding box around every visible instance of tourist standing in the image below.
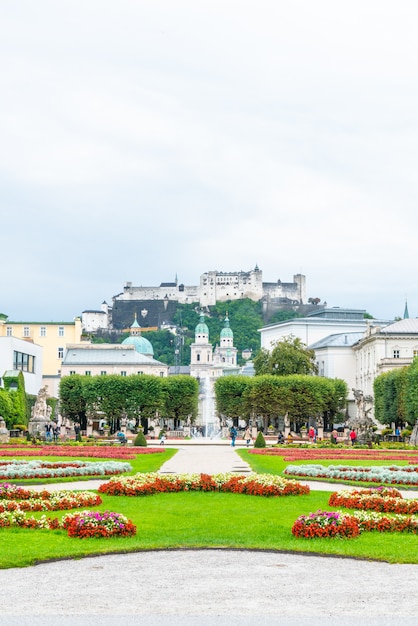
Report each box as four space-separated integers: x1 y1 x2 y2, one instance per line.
243 427 252 447
230 425 238 447
331 429 338 444
308 426 316 443
349 429 357 446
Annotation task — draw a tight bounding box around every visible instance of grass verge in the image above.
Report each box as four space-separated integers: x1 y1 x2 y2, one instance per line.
1 490 417 568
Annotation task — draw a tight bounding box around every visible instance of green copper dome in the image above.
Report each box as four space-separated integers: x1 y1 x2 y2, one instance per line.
195 312 209 335
122 335 154 356
220 314 233 338
122 315 154 356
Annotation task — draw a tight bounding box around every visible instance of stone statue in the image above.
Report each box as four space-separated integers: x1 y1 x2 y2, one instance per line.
349 388 375 443
0 417 9 443
28 386 53 437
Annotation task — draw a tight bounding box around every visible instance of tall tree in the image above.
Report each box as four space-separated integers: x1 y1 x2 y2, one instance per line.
253 336 318 376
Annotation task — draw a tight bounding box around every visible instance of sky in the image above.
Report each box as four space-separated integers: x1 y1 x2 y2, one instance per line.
1 0 418 322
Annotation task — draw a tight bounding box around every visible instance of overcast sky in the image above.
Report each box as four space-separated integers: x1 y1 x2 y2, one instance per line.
1 1 418 322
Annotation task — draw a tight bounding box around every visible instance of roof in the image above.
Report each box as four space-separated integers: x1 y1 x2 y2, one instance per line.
309 332 364 350
62 345 166 366
379 318 418 334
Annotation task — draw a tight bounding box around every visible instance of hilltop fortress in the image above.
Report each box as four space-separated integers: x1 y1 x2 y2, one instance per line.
83 267 307 331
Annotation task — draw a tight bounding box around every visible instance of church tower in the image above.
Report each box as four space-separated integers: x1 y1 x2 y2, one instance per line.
190 312 213 378
213 313 238 367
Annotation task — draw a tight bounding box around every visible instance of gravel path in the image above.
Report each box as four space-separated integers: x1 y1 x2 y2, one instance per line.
0 550 417 623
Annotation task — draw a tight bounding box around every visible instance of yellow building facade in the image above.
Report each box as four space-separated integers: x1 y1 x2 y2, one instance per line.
0 317 83 397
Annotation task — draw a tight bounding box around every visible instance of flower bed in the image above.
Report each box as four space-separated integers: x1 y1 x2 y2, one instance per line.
328 488 418 514
0 482 135 538
284 463 418 485
0 459 132 480
0 445 163 459
291 510 360 538
351 510 418 533
98 472 310 497
292 486 418 539
250 448 418 463
62 510 137 538
0 491 101 512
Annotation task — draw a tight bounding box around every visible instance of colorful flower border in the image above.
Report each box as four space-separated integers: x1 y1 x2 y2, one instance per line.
98 472 310 497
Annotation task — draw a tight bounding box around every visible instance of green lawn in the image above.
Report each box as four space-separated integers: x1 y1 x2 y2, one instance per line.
0 447 417 568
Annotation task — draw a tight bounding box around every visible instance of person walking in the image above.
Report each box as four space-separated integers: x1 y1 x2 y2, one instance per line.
230 425 238 447
243 427 252 447
349 429 357 446
159 431 166 445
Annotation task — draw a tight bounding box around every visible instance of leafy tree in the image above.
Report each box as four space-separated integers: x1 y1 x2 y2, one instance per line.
245 375 289 433
253 336 318 376
161 376 199 426
214 376 253 423
0 389 13 428
3 371 27 427
59 375 88 429
405 359 418 428
374 367 408 427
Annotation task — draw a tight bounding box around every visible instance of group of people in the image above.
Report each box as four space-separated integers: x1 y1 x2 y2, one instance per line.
229 426 253 447
44 422 60 442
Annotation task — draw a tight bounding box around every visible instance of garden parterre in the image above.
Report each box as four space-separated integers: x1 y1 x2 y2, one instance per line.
250 448 418 463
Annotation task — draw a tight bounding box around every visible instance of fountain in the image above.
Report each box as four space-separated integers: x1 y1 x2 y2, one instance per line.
193 375 221 440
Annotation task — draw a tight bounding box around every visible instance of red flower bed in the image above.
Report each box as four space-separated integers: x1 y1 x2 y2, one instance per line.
0 445 162 459
291 511 360 538
328 490 418 514
98 472 310 498
249 448 418 463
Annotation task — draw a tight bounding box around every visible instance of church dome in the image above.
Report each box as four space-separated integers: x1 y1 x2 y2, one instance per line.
122 315 154 356
195 312 209 335
220 315 233 339
122 335 154 356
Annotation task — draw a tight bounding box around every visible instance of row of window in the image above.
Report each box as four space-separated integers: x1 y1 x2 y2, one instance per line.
13 351 35 373
6 326 66 338
69 371 166 377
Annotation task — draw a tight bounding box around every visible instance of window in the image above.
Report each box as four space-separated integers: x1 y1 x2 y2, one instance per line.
393 350 400 359
69 371 76 375
40 327 46 337
196 354 201 362
58 326 64 337
58 347 64 359
414 350 418 357
85 371 91 376
23 326 30 337
13 351 35 373
160 371 165 377
137 371 144 375
6 327 12 337
100 371 107 376
120 371 127 376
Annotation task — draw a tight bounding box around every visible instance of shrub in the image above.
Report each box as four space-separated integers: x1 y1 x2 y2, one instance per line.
254 431 266 448
134 429 147 447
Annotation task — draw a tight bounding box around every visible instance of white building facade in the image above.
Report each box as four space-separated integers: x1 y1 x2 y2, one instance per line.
0 337 43 395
